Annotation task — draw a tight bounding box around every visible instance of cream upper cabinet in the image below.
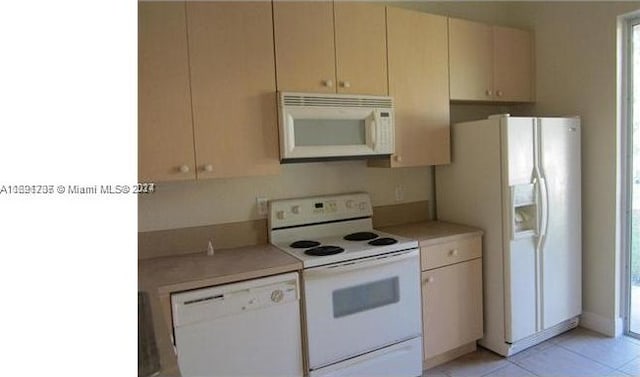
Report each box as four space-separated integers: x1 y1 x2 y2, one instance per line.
138 2 195 182
448 18 493 101
334 2 388 95
493 25 534 102
273 1 335 93
370 7 450 168
273 1 387 95
185 2 280 179
449 17 534 102
139 2 280 181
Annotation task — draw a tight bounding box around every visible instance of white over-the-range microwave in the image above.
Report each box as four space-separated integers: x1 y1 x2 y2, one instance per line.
278 92 395 162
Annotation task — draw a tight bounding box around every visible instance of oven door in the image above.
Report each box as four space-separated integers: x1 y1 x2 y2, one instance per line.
303 249 421 370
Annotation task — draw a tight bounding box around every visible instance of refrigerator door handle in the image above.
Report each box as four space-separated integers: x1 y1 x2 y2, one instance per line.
532 176 540 236
534 175 547 258
539 177 549 241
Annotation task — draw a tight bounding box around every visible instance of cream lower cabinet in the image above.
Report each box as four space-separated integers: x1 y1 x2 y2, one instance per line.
421 236 483 369
379 222 485 368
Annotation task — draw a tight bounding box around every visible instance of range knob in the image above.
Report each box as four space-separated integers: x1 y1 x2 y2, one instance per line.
346 200 354 209
271 289 284 303
291 205 301 214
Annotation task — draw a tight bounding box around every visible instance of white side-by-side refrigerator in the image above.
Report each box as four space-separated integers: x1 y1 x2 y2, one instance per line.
436 114 581 356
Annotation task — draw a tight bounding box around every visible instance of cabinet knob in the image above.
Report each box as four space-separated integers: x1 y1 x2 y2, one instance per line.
323 79 333 88
394 155 402 162
496 90 503 97
449 249 459 257
425 276 434 284
340 81 351 88
486 89 493 97
203 164 213 172
178 165 190 173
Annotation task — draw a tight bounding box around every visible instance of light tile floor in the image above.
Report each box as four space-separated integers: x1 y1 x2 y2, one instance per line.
423 328 640 377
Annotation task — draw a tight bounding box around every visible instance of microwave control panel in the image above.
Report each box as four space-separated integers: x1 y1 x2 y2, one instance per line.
375 109 394 154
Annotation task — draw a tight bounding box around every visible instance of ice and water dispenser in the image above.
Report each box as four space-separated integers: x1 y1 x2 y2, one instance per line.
511 183 537 237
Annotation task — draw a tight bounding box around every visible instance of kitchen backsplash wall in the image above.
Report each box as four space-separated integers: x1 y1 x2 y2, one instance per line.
139 161 431 231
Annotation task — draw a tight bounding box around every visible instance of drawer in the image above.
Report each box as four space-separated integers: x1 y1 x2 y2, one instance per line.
421 236 481 270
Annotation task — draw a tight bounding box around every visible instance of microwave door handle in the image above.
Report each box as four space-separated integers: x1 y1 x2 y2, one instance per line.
304 250 417 277
370 119 377 149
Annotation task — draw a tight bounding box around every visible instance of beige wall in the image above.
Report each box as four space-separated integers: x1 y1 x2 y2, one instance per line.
385 1 518 27
509 1 640 335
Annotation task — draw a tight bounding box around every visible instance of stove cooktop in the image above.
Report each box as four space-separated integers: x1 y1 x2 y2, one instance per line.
268 192 419 268
273 230 418 268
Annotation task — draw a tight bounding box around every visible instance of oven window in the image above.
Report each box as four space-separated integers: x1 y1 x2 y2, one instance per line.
332 277 400 318
294 119 366 146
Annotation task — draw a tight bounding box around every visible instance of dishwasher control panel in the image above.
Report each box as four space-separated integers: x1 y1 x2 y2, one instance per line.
171 272 299 328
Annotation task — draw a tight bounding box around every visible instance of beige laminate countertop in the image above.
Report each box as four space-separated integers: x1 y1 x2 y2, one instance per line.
138 244 302 377
139 244 302 294
379 221 483 246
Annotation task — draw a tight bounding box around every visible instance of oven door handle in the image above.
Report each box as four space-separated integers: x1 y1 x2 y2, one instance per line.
304 249 418 277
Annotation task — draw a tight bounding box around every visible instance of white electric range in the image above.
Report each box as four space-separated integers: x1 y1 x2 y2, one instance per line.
269 192 423 377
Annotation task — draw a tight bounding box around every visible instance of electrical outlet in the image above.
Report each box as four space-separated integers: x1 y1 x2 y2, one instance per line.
256 197 269 217
394 185 404 202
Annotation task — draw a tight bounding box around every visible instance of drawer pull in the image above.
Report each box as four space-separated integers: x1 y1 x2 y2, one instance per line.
425 276 434 284
449 249 459 257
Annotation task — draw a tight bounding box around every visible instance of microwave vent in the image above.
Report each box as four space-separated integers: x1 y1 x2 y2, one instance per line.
282 93 392 109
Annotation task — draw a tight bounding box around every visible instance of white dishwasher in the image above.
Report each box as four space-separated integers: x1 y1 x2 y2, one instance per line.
171 272 303 377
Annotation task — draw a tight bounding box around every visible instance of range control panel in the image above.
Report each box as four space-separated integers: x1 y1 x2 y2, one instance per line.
268 192 372 229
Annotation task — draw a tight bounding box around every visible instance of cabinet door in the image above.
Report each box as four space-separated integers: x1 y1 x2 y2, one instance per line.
380 7 450 167
186 2 280 179
273 1 336 93
448 18 493 101
493 26 534 102
334 2 388 95
422 258 483 359
138 2 195 182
